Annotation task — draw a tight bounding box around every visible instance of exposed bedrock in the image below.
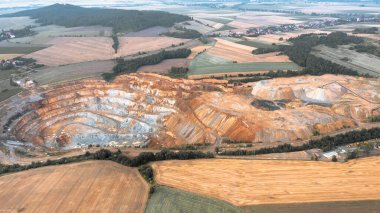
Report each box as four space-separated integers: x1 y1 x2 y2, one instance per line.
0 74 379 149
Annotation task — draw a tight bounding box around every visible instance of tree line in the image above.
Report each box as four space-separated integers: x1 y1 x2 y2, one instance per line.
112 34 119 53
353 27 378 34
3 4 190 33
220 128 380 156
103 48 191 81
162 26 202 39
0 148 214 175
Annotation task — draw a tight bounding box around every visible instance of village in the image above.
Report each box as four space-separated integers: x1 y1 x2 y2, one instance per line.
226 15 380 37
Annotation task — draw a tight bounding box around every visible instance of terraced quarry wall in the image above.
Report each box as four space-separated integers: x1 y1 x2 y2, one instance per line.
0 74 379 149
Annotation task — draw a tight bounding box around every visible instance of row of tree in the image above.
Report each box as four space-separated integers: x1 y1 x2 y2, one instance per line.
220 128 380 156
252 47 277 55
353 27 378 34
162 27 202 39
112 35 119 53
353 44 380 57
104 48 191 81
0 149 214 175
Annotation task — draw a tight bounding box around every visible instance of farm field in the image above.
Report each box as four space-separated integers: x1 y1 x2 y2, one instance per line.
153 157 380 206
117 37 188 58
239 2 380 15
178 20 216 34
188 62 301 75
126 26 169 37
9 25 113 45
245 29 330 44
145 186 239 213
0 161 149 213
203 38 291 64
137 59 189 73
0 17 36 30
312 45 380 76
0 87 21 102
187 45 212 60
29 60 115 85
227 12 302 29
24 37 114 66
189 52 233 71
145 185 380 213
0 44 47 54
0 54 23 60
24 36 187 66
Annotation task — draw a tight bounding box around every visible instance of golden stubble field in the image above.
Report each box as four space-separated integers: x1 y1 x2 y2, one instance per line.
25 36 188 66
0 161 149 213
153 157 380 206
206 38 291 63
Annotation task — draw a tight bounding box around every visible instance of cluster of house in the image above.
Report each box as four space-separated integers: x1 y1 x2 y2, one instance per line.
0 30 16 41
228 15 380 37
0 59 26 71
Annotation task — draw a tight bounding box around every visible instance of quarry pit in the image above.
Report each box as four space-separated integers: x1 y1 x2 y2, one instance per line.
0 73 379 151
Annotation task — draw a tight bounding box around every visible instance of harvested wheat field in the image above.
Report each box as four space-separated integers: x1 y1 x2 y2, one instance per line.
25 37 114 66
0 54 23 60
25 36 188 66
206 38 291 63
0 161 149 213
153 157 380 206
117 37 189 57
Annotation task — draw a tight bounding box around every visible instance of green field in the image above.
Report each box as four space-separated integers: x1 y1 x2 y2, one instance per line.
145 186 380 213
189 52 233 70
241 200 380 213
312 44 380 76
189 62 301 75
237 40 280 49
0 46 46 54
0 87 21 102
217 25 237 31
205 18 234 24
145 186 239 213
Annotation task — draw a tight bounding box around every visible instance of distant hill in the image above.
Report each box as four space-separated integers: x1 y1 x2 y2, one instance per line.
1 4 191 33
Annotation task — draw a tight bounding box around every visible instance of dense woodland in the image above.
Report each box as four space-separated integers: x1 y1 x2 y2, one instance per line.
220 128 380 156
104 48 191 81
3 4 190 33
0 149 214 175
272 32 365 76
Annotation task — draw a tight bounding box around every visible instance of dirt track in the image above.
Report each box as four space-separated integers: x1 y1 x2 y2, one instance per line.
0 161 149 213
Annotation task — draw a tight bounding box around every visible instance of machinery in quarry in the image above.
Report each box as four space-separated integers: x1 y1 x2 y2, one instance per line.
0 73 379 151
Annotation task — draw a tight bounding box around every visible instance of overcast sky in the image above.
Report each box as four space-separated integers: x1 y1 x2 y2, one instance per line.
0 0 144 8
